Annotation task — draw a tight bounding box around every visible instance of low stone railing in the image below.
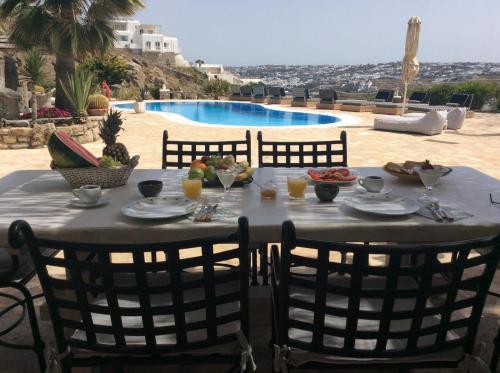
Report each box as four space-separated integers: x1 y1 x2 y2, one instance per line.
0 118 102 150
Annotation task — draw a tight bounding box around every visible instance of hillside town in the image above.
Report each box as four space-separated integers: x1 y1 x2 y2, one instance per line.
227 62 500 92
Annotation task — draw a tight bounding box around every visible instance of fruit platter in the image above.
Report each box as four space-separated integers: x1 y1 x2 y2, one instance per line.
307 167 359 185
188 155 254 187
383 160 452 182
48 109 140 188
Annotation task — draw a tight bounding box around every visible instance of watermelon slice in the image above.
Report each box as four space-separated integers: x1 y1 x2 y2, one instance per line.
48 131 100 168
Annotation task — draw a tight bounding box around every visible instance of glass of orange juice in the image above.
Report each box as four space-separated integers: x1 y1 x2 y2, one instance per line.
182 177 203 200
287 176 308 199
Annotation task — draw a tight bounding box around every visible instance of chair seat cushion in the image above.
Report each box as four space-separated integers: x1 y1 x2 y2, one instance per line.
72 269 241 346
0 248 13 283
286 273 462 364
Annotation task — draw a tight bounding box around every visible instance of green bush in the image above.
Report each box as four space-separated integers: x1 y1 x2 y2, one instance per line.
428 82 498 110
111 86 139 100
204 79 231 99
80 55 129 86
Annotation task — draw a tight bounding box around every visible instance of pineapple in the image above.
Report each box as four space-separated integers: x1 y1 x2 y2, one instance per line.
99 109 130 165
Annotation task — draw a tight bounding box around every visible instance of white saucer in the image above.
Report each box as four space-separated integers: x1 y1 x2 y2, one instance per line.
355 185 392 195
69 196 110 208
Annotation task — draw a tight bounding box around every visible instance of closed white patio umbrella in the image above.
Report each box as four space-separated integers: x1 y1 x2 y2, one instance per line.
401 16 421 115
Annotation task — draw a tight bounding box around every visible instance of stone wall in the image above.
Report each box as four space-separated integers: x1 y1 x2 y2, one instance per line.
0 119 101 150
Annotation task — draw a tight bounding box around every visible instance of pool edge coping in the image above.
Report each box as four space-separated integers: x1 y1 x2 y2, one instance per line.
112 99 362 129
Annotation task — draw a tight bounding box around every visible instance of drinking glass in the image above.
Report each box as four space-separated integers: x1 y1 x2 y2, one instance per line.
182 177 203 200
414 167 448 204
216 169 237 200
287 176 308 199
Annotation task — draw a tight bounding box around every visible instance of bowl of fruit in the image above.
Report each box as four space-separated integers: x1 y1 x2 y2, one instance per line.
188 155 254 187
49 109 140 188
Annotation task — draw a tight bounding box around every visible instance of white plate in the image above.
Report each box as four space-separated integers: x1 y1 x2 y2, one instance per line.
355 185 392 195
307 168 359 185
343 194 419 217
122 197 198 220
69 196 110 208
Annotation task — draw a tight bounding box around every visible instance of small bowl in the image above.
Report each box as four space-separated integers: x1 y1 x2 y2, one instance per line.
314 183 339 202
138 180 163 198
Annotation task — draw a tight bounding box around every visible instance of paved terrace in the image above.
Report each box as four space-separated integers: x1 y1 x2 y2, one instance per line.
0 109 499 179
0 108 499 372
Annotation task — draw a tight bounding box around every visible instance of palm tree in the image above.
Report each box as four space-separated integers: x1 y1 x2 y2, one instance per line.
0 0 144 109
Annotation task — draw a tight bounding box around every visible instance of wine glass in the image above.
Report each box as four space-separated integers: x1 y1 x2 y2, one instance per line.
414 166 449 205
216 169 237 201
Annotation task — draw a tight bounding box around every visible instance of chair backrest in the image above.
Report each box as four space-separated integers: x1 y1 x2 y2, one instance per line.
292 88 310 101
269 86 285 99
276 220 500 360
231 85 241 96
241 86 252 97
319 89 338 103
447 93 473 109
374 89 395 102
9 218 250 356
257 131 347 168
162 130 252 169
252 85 266 98
409 91 430 104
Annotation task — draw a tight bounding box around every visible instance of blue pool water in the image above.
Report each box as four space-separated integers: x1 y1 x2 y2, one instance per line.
113 101 341 127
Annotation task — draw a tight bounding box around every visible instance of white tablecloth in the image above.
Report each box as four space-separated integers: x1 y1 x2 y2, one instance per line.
0 167 499 245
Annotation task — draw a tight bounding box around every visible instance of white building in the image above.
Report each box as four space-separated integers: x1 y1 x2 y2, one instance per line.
111 20 181 55
194 63 242 84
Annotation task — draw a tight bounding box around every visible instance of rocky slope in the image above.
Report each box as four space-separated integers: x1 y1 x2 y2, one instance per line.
114 50 207 98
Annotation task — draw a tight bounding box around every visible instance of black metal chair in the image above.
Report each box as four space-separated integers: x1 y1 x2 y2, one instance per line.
8 218 255 372
0 247 47 372
257 131 347 168
254 131 348 287
162 130 252 169
270 220 499 372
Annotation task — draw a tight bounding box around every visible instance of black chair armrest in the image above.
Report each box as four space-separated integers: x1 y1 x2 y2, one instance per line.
270 245 280 291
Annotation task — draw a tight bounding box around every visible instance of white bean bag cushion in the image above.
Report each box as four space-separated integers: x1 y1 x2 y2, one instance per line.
374 111 447 136
446 107 467 130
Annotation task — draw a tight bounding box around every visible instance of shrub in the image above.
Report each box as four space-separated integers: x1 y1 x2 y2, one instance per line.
428 82 497 110
80 55 129 86
20 108 71 119
111 86 139 100
204 79 231 99
0 104 8 119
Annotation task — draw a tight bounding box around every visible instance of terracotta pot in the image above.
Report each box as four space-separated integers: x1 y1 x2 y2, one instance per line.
134 101 146 113
87 108 108 116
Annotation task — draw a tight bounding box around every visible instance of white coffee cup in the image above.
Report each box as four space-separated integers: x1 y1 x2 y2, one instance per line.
73 185 102 204
358 176 384 193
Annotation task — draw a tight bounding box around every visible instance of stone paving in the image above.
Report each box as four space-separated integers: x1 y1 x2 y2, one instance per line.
0 109 498 179
0 108 499 372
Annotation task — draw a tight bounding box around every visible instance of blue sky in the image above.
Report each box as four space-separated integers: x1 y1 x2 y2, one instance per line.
137 0 500 66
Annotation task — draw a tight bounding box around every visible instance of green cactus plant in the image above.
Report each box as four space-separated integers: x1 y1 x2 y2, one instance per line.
88 94 110 109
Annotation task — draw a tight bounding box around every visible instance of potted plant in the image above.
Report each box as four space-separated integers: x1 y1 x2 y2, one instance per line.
134 87 149 114
87 94 109 116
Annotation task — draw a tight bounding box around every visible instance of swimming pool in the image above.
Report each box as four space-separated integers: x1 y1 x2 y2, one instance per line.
113 101 343 127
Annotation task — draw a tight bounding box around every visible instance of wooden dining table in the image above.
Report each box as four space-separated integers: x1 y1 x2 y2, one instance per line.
0 167 500 247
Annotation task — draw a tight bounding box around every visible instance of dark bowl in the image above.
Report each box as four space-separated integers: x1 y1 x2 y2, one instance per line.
138 180 163 198
314 183 340 202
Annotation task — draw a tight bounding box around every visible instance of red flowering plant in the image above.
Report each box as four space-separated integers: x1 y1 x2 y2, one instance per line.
20 108 72 120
